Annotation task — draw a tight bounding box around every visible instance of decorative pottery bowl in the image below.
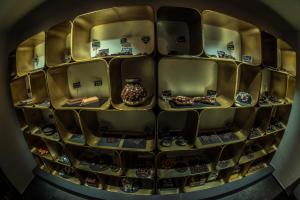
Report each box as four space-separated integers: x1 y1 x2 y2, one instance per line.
121 78 147 106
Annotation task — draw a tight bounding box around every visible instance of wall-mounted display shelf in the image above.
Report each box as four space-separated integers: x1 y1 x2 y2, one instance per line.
259 68 288 106
54 110 85 145
10 4 295 197
157 148 220 179
66 145 122 177
195 108 253 149
202 10 261 65
157 111 198 151
286 76 296 104
105 175 155 195
277 39 296 76
158 57 237 110
23 108 60 141
47 60 110 110
109 56 156 110
235 64 262 107
121 151 155 179
46 21 72 67
72 6 155 61
80 110 155 151
157 6 202 56
16 32 45 76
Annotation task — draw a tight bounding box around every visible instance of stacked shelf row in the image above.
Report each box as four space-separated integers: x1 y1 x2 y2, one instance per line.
10 57 296 111
17 104 289 194
13 6 296 77
11 5 296 196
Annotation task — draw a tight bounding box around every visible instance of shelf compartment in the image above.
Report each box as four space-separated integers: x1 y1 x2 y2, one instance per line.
45 140 72 166
277 39 296 76
158 57 237 110
105 175 154 195
217 142 244 170
15 108 29 132
246 157 269 176
109 56 156 110
267 105 291 134
77 170 103 189
157 111 198 151
45 160 81 184
29 70 50 108
121 151 155 179
157 177 184 195
72 6 154 61
259 68 288 106
239 139 267 165
46 21 72 67
261 31 277 68
235 64 262 107
184 177 225 192
248 107 273 139
16 32 45 76
157 6 202 55
80 110 155 151
10 75 31 107
47 60 110 110
202 10 261 65
66 145 122 176
157 148 220 179
27 135 53 160
195 108 254 149
54 110 85 145
23 108 60 141
286 76 296 104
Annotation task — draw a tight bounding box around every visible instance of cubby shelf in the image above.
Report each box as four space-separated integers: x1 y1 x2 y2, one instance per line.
10 5 295 196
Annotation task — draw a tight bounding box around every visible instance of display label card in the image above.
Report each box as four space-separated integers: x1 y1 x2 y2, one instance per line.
73 82 81 89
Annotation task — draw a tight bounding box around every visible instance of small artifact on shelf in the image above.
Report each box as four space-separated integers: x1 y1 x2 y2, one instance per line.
90 162 109 172
37 147 49 156
57 154 71 165
15 98 33 106
63 48 71 63
80 96 99 106
242 55 253 64
259 92 269 105
35 100 50 107
69 134 85 144
59 167 75 179
174 136 188 146
248 163 267 173
266 124 277 133
160 179 177 190
85 175 98 187
217 160 230 169
41 124 57 136
190 164 209 175
121 78 147 106
207 171 219 182
122 137 147 149
120 178 139 193
161 158 176 170
235 91 253 106
218 132 239 143
217 50 236 60
270 118 284 129
65 97 85 106
200 134 222 145
136 168 152 178
189 177 206 187
248 127 263 139
160 136 173 147
64 96 100 107
110 164 121 173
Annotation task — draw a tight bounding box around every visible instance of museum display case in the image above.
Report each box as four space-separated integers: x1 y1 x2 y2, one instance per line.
10 4 296 197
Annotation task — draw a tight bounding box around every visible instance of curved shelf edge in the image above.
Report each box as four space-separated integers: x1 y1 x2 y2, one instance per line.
33 166 274 200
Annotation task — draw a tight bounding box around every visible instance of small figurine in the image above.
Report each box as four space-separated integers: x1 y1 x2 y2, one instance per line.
58 154 71 165
160 136 173 147
175 135 188 146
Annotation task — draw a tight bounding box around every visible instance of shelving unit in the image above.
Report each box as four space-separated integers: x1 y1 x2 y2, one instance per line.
46 21 73 67
16 32 45 76
202 10 261 65
72 6 155 61
109 56 156 110
47 60 110 110
157 6 202 55
158 57 237 110
10 5 295 197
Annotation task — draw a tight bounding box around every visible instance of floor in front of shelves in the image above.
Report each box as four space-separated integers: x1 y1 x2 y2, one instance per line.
20 175 289 200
